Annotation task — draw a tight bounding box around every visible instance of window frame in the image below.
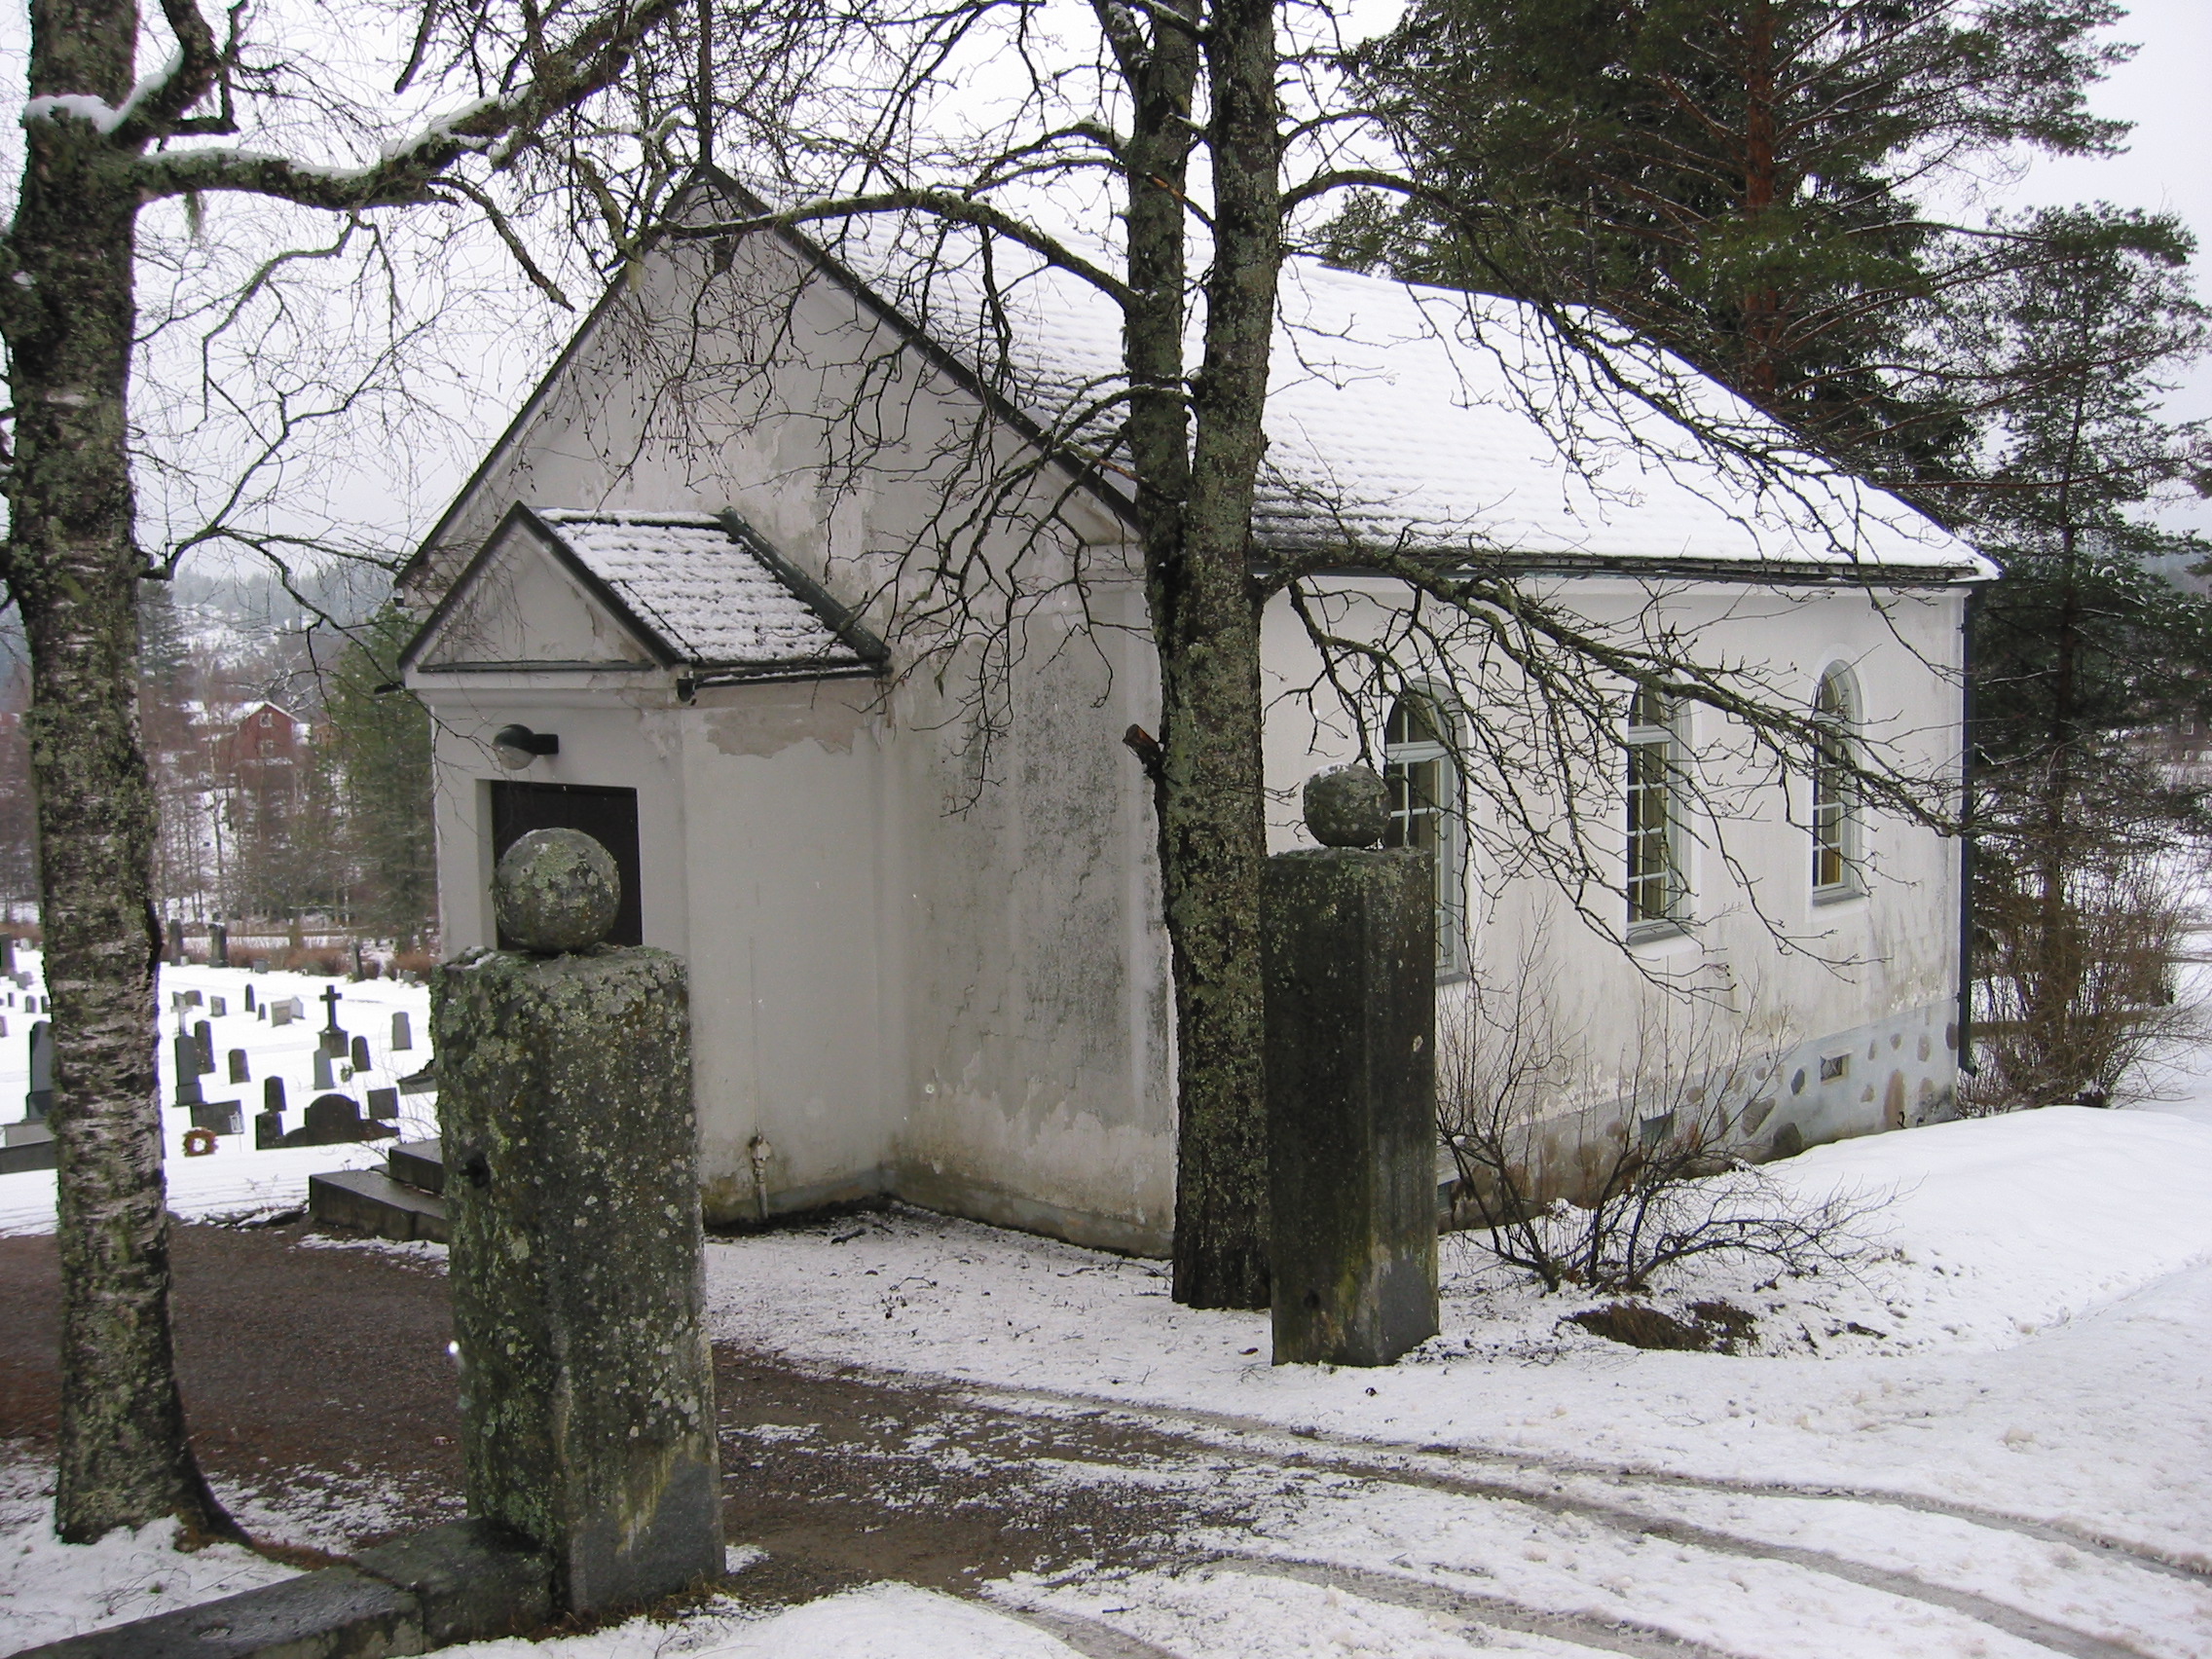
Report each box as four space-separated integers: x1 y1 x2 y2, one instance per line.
1625 685 1689 937
1810 665 1862 903
1382 689 1466 976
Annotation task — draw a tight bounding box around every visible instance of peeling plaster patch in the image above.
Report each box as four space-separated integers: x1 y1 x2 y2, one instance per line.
702 686 871 757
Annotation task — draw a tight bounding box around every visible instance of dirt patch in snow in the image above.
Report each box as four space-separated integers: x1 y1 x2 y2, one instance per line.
2 1223 1240 1589
714 1349 1249 1605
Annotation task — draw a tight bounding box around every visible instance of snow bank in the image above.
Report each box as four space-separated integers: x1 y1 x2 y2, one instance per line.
0 1460 299 1652
441 1583 1084 1658
703 1105 2212 1557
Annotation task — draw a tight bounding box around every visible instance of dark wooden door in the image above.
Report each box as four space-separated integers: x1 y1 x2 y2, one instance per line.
489 781 644 947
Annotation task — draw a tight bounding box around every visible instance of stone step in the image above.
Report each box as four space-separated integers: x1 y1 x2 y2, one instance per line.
0 1128 56 1176
387 1137 444 1196
308 1167 448 1244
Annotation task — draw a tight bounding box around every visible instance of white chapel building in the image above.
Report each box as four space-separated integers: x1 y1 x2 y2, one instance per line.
398 178 1989 1253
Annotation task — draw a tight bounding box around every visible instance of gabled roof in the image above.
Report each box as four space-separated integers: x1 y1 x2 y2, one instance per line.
401 169 1992 599
403 505 887 681
822 224 1991 583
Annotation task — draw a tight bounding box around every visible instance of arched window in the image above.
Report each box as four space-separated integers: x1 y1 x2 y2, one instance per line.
1626 685 1687 931
1383 692 1462 971
1811 667 1858 896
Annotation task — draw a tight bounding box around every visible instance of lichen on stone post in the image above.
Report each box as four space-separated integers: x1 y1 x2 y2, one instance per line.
433 830 721 1614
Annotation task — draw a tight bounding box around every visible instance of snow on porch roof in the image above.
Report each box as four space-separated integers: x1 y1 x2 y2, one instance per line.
532 508 886 676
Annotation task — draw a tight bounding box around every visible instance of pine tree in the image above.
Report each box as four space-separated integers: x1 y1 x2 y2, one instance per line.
1334 0 2129 480
318 608 435 952
1958 207 2212 1105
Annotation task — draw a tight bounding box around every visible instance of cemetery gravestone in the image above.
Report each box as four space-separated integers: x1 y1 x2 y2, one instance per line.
264 1077 287 1115
367 1088 399 1121
0 934 12 975
1263 765 1440 1368
209 996 227 1017
313 1050 338 1090
391 1012 412 1051
271 1000 294 1028
436 828 720 1615
229 1049 250 1085
194 1020 214 1072
192 1100 244 1137
351 1035 372 1073
25 1021 53 1119
255 1108 286 1150
172 1035 204 1108
210 922 229 968
298 1093 389 1146
245 984 257 1013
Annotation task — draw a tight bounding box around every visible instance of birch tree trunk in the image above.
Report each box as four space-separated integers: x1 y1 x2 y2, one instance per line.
1119 0 1281 1309
1 0 232 1542
0 0 675 1540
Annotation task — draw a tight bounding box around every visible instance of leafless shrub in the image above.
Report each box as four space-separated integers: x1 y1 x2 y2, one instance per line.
1964 830 2208 1112
1439 953 1885 1294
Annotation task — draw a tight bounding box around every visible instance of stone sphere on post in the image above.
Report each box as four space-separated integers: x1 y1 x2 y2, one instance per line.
1303 763 1389 849
494 829 621 953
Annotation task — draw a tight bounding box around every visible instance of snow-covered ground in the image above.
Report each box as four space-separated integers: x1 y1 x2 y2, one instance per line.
0 954 435 1235
9 945 2212 1654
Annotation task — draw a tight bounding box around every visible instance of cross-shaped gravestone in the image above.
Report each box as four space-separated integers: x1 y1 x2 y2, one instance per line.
321 983 344 1033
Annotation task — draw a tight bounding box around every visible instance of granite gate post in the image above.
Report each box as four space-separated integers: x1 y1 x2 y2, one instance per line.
433 828 721 1615
1265 765 1440 1367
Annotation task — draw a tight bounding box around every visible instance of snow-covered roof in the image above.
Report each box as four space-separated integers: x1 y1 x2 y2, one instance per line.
529 509 882 673
817 221 1991 582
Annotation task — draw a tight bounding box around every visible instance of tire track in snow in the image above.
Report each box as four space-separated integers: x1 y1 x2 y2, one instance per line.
928 1372 2212 1588
1203 1437 2150 1658
999 1603 1189 1659
895 1374 2179 1657
1209 1555 1734 1658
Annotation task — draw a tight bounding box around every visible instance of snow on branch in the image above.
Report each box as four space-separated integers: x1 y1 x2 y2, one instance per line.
129 0 680 210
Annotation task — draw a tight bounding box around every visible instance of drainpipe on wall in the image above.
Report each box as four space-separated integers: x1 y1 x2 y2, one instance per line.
1957 585 1983 1079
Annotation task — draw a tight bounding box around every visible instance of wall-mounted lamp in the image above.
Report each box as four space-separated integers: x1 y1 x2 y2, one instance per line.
493 723 560 770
